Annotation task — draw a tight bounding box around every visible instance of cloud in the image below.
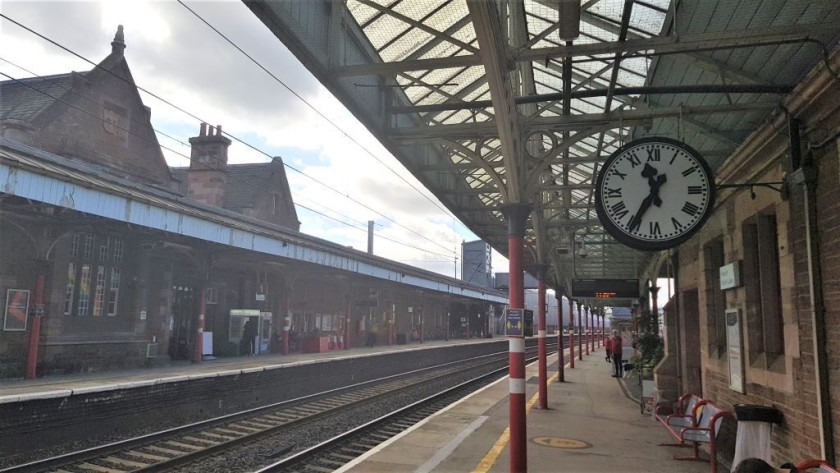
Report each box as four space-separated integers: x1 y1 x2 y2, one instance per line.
0 0 499 278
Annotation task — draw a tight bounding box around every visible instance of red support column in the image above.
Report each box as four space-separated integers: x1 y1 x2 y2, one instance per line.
537 273 547 409
600 312 604 347
577 304 583 361
25 274 45 379
568 298 575 369
509 336 527 472
193 284 206 363
556 294 565 382
503 203 530 473
584 305 590 356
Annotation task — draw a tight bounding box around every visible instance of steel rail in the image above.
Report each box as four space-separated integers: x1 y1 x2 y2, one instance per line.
1 348 543 473
254 343 568 472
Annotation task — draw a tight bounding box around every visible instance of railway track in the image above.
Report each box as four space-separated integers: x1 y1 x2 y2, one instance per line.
258 341 574 473
254 360 514 473
1 345 556 473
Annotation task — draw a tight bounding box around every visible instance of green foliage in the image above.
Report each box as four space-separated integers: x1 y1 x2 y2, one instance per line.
637 309 664 372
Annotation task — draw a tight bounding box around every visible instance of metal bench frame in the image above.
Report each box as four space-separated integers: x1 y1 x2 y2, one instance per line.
655 392 704 447
671 400 731 473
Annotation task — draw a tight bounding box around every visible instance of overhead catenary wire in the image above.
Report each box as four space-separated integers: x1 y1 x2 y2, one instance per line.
174 1 456 217
0 13 459 259
0 57 370 234
0 68 457 261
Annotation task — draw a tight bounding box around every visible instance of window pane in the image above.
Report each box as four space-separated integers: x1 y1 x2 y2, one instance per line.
99 238 109 262
703 240 726 358
113 238 123 263
757 214 783 361
64 262 76 315
742 222 763 363
70 234 80 258
93 266 106 316
79 264 91 316
83 234 95 260
108 268 120 316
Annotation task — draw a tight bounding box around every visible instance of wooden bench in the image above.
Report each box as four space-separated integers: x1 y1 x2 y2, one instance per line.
655 392 704 447
795 460 840 473
670 400 732 473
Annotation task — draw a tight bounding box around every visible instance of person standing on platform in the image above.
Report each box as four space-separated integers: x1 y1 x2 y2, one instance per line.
611 330 623 377
605 331 613 363
242 317 257 356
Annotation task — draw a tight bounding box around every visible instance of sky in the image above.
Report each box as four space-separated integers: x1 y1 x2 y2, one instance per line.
0 0 510 279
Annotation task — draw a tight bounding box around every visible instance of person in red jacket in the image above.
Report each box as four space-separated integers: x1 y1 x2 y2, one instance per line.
611 330 624 377
605 331 613 363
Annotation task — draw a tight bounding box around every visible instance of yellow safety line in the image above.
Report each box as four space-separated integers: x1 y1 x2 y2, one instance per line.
472 358 568 473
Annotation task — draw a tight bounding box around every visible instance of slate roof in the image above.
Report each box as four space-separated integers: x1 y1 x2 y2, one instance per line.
224 163 273 211
0 72 77 123
170 162 281 212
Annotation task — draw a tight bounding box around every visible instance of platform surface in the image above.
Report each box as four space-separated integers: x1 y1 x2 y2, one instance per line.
340 347 715 473
1 339 717 473
0 338 493 402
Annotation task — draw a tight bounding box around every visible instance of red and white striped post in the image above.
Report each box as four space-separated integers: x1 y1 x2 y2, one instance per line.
556 293 564 382
591 308 597 351
568 298 575 369
503 203 530 473
577 303 583 361
536 269 548 409
584 305 590 356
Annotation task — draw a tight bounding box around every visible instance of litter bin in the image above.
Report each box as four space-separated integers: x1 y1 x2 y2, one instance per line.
731 404 783 472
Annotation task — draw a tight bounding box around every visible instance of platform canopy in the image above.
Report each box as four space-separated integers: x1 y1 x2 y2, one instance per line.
245 0 840 297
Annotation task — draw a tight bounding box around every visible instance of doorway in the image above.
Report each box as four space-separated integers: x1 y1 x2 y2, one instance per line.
169 284 197 359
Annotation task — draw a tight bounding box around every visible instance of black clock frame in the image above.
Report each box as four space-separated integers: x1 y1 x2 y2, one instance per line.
594 137 716 252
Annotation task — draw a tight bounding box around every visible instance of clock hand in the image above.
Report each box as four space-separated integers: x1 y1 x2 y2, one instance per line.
628 168 668 233
650 174 667 207
628 195 653 233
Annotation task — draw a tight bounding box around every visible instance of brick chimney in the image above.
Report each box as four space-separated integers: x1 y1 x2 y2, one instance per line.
186 123 231 207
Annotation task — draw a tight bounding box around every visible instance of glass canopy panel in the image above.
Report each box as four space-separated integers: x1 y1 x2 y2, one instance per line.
346 1 379 25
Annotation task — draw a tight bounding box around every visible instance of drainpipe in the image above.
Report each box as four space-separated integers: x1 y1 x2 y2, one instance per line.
791 118 835 463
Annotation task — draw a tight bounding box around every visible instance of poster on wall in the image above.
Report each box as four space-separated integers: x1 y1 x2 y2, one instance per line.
3 289 30 331
726 308 745 393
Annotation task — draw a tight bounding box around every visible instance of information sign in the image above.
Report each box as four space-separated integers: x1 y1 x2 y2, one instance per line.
726 308 745 393
505 308 523 337
3 289 29 331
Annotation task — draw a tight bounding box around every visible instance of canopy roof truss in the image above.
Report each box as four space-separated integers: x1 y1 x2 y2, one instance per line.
246 0 840 297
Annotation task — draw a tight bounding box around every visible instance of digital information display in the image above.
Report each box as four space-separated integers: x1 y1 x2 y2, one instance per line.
571 279 639 299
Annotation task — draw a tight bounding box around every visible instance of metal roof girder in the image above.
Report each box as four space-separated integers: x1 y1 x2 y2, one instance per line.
467 0 524 203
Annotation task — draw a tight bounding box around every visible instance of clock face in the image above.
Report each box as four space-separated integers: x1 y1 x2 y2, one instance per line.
594 137 715 251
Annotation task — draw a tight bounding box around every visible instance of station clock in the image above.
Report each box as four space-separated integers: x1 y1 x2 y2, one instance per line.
594 137 716 251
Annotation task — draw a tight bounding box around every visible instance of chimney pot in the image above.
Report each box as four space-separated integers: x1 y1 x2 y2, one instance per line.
216 125 223 136
199 123 207 136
